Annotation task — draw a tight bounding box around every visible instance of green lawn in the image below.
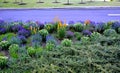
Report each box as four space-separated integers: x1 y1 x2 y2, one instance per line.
0 0 120 8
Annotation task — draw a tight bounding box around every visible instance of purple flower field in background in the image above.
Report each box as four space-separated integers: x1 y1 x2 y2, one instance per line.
0 8 120 23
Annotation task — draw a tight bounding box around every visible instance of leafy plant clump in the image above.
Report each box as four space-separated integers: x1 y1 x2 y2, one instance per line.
0 56 8 69
0 41 10 50
61 39 73 47
74 23 83 32
103 29 117 37
9 44 19 58
39 29 49 41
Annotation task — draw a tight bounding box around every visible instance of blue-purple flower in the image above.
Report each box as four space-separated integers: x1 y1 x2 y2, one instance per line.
66 31 74 39
112 22 120 30
17 29 31 37
46 35 57 45
18 35 27 44
82 30 92 36
0 28 6 34
12 25 24 32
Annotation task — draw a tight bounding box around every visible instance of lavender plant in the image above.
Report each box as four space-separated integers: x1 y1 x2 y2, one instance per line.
66 31 74 39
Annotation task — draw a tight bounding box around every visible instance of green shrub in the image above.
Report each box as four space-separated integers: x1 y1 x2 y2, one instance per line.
0 41 10 50
118 27 120 34
45 24 54 33
9 44 19 58
35 47 43 57
27 47 36 56
74 32 83 40
0 52 4 56
90 32 102 42
39 29 49 41
0 35 5 42
74 23 83 32
103 29 117 37
57 27 66 39
4 33 16 41
0 56 8 68
61 39 72 47
46 43 55 51
81 36 90 44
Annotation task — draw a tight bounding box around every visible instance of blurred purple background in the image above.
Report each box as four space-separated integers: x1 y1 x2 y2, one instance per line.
0 8 120 23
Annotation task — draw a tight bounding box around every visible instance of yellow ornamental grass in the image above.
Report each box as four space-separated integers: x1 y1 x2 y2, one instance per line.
57 21 66 30
33 27 37 34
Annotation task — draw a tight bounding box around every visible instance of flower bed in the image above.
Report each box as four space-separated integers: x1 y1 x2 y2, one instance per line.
0 20 120 72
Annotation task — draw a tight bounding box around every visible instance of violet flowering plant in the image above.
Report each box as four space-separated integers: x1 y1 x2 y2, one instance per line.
18 35 27 44
82 30 92 36
46 35 57 45
112 21 120 30
12 25 24 32
66 31 74 39
17 29 31 38
0 28 7 34
0 19 6 28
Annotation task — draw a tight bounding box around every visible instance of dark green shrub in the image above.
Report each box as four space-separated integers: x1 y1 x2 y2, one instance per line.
118 27 120 34
61 39 72 47
66 25 74 31
39 29 49 41
45 24 54 33
0 41 10 50
103 29 117 37
9 44 19 58
74 32 83 40
74 23 83 32
57 27 66 39
0 56 8 68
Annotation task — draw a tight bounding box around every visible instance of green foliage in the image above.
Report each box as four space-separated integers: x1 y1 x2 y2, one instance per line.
0 41 10 50
81 36 90 44
61 39 72 47
74 23 83 32
74 32 83 40
46 43 55 51
103 29 117 37
0 35 5 42
0 56 8 68
45 24 54 33
2 44 120 73
58 27 66 39
0 52 4 56
118 27 120 34
27 47 36 56
39 29 49 38
9 44 19 58
90 32 102 42
39 29 49 41
35 47 43 57
4 33 16 41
